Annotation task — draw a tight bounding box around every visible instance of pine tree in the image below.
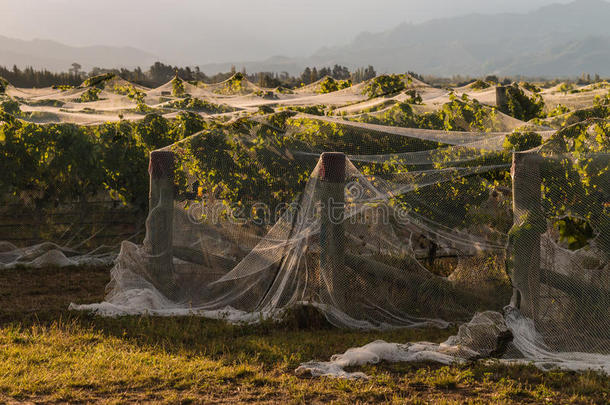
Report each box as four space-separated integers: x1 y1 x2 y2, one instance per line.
310 67 318 83
364 65 376 81
332 65 350 80
70 63 82 77
301 67 312 84
319 67 331 78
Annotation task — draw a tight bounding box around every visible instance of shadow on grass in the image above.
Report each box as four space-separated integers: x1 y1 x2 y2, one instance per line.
0 265 452 370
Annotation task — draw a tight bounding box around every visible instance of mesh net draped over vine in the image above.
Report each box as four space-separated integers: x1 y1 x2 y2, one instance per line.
70 113 609 373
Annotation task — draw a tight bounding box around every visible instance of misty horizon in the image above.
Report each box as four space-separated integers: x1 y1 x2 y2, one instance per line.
0 0 579 66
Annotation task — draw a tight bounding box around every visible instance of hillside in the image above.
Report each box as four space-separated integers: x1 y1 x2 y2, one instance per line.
310 0 610 75
198 0 610 76
0 35 157 71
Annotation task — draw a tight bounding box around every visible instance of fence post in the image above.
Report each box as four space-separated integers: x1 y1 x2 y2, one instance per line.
148 150 178 299
496 85 508 111
319 152 346 304
510 151 544 319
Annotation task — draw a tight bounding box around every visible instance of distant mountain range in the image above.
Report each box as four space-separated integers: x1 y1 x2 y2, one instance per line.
199 0 610 77
1 0 610 77
0 35 157 72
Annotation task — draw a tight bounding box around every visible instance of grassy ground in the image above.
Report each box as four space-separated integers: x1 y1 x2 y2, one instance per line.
0 266 608 404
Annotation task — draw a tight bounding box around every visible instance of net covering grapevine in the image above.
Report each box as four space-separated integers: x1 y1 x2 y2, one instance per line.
67 111 610 373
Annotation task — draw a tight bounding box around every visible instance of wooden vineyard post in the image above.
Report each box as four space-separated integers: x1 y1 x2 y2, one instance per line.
496 85 508 111
319 152 346 306
148 150 178 299
510 151 544 319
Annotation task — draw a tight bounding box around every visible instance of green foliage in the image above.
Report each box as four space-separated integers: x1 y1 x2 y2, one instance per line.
404 89 423 104
214 73 246 95
166 96 235 114
133 113 176 150
284 115 423 154
258 105 275 114
539 122 609 253
0 77 8 93
172 112 207 140
500 84 545 121
0 98 21 116
593 90 610 109
0 112 206 210
0 122 106 208
552 96 610 127
355 93 497 132
317 77 352 94
276 86 294 94
520 81 541 93
1 72 606 263
173 122 305 211
82 73 115 89
78 87 101 102
51 84 74 91
0 110 17 125
503 131 543 151
547 104 570 118
171 107 479 216
254 90 278 99
134 103 153 114
470 80 490 90
171 112 452 213
287 105 326 116
113 84 146 103
171 76 186 97
557 82 574 95
553 217 595 250
576 81 610 93
356 102 436 129
363 74 407 98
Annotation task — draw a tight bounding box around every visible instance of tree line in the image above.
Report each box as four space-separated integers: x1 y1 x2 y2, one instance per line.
0 62 380 89
0 65 83 88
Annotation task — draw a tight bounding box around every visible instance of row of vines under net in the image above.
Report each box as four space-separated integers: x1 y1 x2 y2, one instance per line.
1 103 608 374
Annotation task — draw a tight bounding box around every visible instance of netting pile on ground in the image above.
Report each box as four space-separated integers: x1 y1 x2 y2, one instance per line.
71 111 609 374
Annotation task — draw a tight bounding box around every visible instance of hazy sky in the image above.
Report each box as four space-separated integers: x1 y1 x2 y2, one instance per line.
1 0 575 64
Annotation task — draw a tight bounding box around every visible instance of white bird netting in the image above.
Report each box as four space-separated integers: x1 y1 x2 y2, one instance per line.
67 112 609 374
